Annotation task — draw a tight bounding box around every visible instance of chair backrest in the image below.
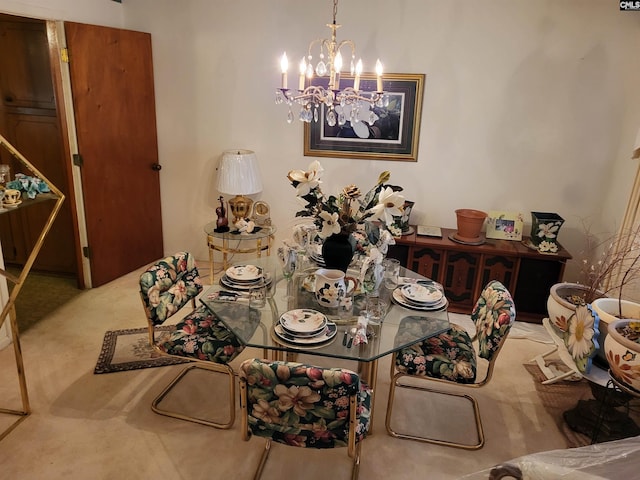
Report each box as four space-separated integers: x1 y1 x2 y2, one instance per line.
239 358 369 449
472 280 517 361
139 251 203 326
563 303 600 374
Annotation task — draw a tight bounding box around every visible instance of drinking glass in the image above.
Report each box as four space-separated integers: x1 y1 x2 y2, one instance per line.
383 258 401 290
361 261 384 296
277 246 297 301
362 295 389 326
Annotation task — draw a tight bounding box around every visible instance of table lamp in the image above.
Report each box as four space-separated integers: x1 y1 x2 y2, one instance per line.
216 149 263 224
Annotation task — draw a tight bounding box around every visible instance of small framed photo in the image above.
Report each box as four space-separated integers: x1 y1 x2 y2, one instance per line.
486 211 524 241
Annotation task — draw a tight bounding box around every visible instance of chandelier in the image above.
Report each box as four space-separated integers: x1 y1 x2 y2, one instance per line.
275 0 388 126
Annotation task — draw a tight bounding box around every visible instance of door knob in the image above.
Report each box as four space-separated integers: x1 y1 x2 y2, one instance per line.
151 163 162 171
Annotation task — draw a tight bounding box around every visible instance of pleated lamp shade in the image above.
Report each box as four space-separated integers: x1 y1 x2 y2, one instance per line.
217 149 262 222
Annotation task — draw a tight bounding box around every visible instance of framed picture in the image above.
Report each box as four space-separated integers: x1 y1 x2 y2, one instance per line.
303 73 425 162
486 211 524 241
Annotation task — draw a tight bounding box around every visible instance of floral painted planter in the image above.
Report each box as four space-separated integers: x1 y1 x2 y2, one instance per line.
604 319 640 392
592 298 640 361
530 212 564 253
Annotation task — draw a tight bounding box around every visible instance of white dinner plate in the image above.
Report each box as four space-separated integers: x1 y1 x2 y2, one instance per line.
401 283 443 305
219 274 272 291
392 287 448 311
274 322 337 345
279 309 328 334
225 264 263 282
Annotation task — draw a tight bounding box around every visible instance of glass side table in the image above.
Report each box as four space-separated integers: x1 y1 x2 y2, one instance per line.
203 222 276 284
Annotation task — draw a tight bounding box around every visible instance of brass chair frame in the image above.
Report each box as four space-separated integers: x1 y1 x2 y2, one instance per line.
385 281 515 450
239 364 363 480
385 335 510 449
141 296 236 430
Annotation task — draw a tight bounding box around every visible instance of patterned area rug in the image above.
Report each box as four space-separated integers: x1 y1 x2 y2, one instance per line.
94 327 191 374
524 362 593 448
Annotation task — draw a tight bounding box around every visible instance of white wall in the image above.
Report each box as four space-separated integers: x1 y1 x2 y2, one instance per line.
122 0 640 282
0 0 123 25
2 0 640 284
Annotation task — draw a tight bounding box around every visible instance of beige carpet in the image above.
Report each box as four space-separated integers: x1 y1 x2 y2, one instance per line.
524 362 593 448
7 268 80 332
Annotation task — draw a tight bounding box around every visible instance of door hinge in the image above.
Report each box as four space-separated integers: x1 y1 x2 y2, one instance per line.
83 246 92 259
73 154 83 167
61 48 69 63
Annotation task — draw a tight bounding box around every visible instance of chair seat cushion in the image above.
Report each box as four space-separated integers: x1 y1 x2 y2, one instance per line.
395 323 477 383
155 305 244 364
241 360 371 448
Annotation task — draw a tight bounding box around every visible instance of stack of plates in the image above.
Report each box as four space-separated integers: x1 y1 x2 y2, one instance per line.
219 264 272 291
392 281 448 311
273 308 337 345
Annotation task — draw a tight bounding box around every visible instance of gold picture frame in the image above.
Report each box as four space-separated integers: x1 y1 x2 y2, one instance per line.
486 211 524 241
303 73 425 162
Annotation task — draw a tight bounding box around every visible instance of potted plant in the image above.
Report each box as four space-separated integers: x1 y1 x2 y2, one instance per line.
287 160 404 273
604 319 640 392
548 221 640 358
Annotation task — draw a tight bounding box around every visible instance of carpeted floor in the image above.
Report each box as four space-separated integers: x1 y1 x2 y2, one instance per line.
524 362 593 447
7 267 81 332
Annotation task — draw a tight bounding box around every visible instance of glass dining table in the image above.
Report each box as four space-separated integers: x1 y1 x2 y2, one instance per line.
200 256 451 424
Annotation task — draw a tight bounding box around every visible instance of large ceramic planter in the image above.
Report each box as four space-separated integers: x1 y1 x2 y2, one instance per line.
547 283 604 334
592 297 640 363
604 319 640 392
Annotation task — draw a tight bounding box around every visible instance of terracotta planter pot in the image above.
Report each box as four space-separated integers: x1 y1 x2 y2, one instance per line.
604 318 640 392
455 209 487 241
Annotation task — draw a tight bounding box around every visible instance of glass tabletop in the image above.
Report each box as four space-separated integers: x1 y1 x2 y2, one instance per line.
203 221 276 239
200 256 450 363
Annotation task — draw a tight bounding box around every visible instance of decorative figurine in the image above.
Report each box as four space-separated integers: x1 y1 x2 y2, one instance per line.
215 195 230 232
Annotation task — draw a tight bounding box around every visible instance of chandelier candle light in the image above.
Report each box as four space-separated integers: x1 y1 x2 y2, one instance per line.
276 0 387 126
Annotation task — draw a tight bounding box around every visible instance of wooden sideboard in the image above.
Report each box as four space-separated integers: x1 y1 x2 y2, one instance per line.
388 227 572 323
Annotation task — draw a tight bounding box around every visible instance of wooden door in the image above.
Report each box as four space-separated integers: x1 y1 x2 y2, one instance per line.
65 22 163 287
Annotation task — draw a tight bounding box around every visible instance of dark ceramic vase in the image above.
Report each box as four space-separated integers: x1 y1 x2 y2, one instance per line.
322 233 354 273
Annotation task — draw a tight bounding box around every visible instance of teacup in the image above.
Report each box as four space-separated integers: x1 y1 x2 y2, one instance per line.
314 268 358 308
3 188 21 205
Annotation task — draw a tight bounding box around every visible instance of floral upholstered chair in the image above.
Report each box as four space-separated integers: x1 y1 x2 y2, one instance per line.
385 280 516 449
139 251 244 429
239 358 372 480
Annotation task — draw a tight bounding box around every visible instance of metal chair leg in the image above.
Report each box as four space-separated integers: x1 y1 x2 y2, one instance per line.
151 363 236 429
385 371 485 450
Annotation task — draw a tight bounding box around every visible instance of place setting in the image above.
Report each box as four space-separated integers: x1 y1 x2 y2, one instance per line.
219 264 272 291
272 308 337 347
391 280 448 311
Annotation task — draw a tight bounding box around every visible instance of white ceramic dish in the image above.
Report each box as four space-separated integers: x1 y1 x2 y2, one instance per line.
392 287 448 311
274 322 337 345
279 308 328 334
225 264 263 282
401 283 443 304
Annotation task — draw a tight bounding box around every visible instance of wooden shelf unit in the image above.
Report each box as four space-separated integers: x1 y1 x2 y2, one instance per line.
0 133 65 441
389 227 572 323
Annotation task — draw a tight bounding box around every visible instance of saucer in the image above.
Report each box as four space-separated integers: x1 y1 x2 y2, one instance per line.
449 233 485 246
3 200 22 208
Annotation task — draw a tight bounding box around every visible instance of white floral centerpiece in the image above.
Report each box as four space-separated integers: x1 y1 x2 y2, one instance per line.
287 160 405 280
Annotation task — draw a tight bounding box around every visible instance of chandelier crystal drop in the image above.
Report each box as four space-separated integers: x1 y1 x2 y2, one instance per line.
276 0 388 125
